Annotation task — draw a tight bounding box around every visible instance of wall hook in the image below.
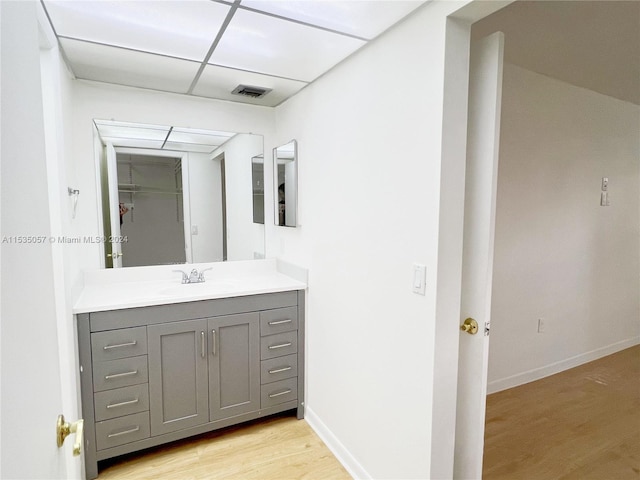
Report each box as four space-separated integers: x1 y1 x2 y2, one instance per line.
68 187 80 219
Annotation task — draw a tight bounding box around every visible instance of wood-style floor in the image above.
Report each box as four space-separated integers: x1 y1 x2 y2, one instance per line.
483 345 640 480
97 412 351 479
97 347 638 479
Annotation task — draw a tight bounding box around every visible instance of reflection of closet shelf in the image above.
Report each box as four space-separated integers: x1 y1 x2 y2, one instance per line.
118 183 182 195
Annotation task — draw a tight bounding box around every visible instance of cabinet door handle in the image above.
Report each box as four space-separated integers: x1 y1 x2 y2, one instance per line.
268 342 292 350
104 370 138 380
103 341 137 350
107 426 140 438
201 331 205 358
211 330 216 356
106 398 139 409
268 319 292 326
269 389 292 398
268 366 292 374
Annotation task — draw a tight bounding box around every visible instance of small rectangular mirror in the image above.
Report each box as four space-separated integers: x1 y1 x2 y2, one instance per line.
252 155 264 224
274 140 297 227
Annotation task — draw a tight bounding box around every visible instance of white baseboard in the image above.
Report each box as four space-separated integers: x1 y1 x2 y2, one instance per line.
304 406 370 480
487 336 640 394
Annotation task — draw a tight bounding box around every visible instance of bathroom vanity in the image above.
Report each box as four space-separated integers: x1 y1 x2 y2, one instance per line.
73 260 306 479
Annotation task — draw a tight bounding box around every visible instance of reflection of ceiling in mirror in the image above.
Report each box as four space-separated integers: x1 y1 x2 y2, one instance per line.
94 119 237 154
275 142 296 160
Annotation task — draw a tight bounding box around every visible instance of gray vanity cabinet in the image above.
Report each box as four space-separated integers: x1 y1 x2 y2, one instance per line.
77 290 304 480
208 313 260 421
148 319 209 436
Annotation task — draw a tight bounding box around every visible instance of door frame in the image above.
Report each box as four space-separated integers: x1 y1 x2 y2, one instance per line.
430 1 514 478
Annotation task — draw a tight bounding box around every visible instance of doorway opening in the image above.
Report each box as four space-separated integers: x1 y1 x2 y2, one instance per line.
455 1 640 477
116 153 186 267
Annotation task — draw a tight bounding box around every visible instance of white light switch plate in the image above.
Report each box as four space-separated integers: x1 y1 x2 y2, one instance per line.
412 264 426 295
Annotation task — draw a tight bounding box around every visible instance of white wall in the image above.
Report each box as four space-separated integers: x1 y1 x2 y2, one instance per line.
488 64 640 392
213 134 265 261
270 2 472 478
187 152 224 263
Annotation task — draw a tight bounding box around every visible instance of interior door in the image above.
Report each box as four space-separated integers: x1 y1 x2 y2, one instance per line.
2 2 74 476
453 31 504 479
106 142 123 267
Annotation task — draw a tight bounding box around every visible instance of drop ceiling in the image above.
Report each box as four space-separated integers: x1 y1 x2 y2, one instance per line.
42 0 427 108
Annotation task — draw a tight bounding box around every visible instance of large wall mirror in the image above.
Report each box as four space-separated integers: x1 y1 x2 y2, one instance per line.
94 119 265 268
274 140 298 227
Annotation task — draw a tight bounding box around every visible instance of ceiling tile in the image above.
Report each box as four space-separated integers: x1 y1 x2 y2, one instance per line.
167 129 235 147
61 38 200 94
102 137 166 150
44 0 230 61
94 120 170 141
240 0 426 40
209 8 366 82
193 64 308 107
163 141 218 153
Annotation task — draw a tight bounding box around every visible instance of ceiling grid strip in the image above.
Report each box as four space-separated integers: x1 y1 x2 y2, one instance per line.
187 0 241 95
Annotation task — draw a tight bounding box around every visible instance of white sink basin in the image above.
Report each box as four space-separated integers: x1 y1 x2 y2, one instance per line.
159 281 236 296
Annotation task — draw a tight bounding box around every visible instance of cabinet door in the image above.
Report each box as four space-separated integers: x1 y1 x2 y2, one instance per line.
208 313 260 421
148 319 209 436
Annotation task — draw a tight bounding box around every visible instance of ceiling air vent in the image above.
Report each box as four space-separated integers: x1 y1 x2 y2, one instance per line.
231 84 272 99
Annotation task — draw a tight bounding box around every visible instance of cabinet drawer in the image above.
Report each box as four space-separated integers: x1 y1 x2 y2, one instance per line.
261 377 297 408
260 307 298 336
261 354 297 384
91 327 147 362
94 384 149 421
93 356 148 392
260 331 297 360
95 411 150 451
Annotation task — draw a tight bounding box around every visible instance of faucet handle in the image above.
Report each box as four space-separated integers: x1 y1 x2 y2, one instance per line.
172 270 189 284
189 269 200 282
198 267 213 282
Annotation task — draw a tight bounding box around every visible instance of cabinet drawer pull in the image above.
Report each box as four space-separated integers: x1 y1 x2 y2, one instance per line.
201 331 205 358
107 426 140 438
103 341 137 350
212 330 216 356
268 319 292 326
268 389 292 398
106 398 139 409
268 342 292 350
268 366 292 374
104 370 138 380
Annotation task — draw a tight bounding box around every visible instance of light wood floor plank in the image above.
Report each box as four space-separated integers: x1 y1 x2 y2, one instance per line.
98 413 351 479
483 345 640 479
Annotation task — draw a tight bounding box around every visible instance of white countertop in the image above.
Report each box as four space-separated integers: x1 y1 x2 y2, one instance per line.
73 259 307 314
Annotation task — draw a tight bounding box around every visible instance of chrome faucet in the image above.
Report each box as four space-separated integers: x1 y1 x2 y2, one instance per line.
173 267 213 284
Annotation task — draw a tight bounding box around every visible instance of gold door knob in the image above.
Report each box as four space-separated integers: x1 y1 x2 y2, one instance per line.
56 414 84 456
460 318 479 335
